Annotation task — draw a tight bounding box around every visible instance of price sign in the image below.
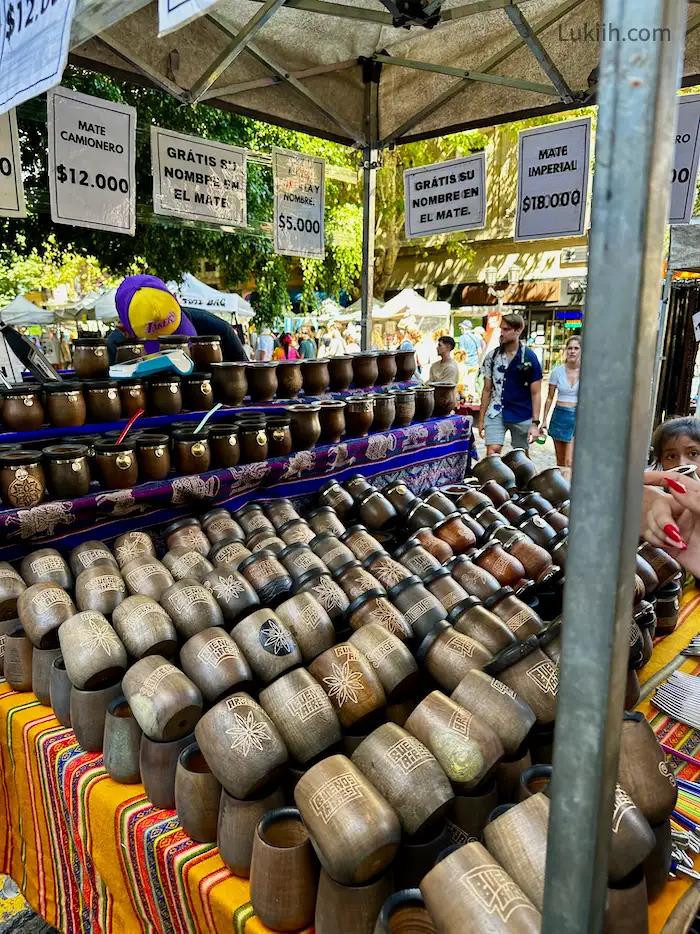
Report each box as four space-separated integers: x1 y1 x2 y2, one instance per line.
515 117 592 242
158 0 220 36
0 0 76 114
403 153 486 240
0 109 24 217
151 126 246 226
670 93 700 225
273 147 325 259
47 86 136 236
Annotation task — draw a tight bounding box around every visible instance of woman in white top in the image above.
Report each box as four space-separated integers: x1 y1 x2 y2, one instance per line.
541 335 581 469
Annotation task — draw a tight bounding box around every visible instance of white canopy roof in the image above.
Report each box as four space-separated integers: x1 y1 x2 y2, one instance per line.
170 273 254 318
68 0 700 148
344 296 385 317
377 287 451 319
93 289 119 321
0 295 57 326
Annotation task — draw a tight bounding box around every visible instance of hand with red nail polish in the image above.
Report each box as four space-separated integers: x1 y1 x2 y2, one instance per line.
643 472 700 570
664 477 688 495
663 524 688 549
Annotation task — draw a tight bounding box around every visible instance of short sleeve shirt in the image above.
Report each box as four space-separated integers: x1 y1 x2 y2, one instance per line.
459 332 480 366
481 343 542 423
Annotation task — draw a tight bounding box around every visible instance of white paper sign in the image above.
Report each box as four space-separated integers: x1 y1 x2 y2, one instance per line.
158 0 220 36
403 153 486 240
151 126 246 226
515 117 592 242
0 109 24 217
0 0 76 115
47 86 136 236
670 93 700 225
693 310 700 344
273 147 325 259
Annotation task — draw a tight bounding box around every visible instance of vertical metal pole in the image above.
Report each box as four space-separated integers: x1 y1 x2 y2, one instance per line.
361 149 377 352
542 4 688 934
361 60 380 352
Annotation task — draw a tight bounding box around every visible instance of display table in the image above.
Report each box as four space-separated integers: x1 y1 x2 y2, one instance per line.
0 677 293 934
0 414 471 561
2 590 699 934
638 586 700 934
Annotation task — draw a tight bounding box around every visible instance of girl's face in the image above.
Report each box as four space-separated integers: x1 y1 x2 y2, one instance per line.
565 341 581 364
661 433 700 469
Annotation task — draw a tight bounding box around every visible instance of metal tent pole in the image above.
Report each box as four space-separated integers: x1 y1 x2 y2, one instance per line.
361 149 378 351
542 3 688 934
360 59 381 352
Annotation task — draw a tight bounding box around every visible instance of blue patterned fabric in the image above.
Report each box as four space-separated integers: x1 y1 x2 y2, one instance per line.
0 415 471 560
0 381 422 446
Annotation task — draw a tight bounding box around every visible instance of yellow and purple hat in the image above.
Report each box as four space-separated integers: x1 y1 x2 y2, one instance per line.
115 275 196 340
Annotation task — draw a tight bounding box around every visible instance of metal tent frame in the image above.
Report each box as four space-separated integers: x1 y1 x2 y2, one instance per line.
67 0 700 345
19 0 697 929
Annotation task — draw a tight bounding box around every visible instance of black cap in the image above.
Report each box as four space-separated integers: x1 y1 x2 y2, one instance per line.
346 589 385 616
447 596 483 623
415 619 452 663
387 576 422 600
483 635 541 675
483 586 515 610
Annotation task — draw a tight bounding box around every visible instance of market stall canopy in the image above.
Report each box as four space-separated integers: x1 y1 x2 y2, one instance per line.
377 288 451 319
170 274 254 318
73 290 102 313
313 297 347 319
69 0 700 148
0 295 56 326
93 289 119 321
344 296 385 318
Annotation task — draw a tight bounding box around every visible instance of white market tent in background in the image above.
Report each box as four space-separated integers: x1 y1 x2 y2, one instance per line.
344 296 385 319
169 273 254 319
69 287 119 322
93 289 119 322
0 295 57 326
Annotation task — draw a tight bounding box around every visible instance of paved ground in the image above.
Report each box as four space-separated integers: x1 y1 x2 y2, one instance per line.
473 430 558 473
0 877 56 934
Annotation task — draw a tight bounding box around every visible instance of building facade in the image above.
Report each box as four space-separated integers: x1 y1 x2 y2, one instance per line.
388 120 590 373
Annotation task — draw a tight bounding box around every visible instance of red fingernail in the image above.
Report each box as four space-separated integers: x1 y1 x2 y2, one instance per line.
664 524 687 547
665 478 688 494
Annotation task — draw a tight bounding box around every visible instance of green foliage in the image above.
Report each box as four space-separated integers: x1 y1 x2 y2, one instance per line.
370 130 488 299
0 233 122 305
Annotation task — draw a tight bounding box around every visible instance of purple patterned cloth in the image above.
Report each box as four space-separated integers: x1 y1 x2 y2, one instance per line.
0 415 471 559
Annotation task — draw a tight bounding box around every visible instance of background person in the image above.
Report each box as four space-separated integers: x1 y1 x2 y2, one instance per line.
327 326 346 356
257 327 274 361
298 329 317 359
429 335 460 384
540 335 581 468
477 312 542 454
649 416 700 472
273 332 300 360
344 325 361 354
458 322 482 400
109 274 247 364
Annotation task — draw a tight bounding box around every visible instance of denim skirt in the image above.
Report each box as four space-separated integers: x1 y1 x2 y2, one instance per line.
549 405 576 442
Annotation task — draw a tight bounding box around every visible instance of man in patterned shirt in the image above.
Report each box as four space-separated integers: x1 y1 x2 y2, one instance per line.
477 313 543 455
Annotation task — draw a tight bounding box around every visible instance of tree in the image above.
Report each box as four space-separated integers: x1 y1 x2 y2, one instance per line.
2 68 363 325
370 132 488 300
